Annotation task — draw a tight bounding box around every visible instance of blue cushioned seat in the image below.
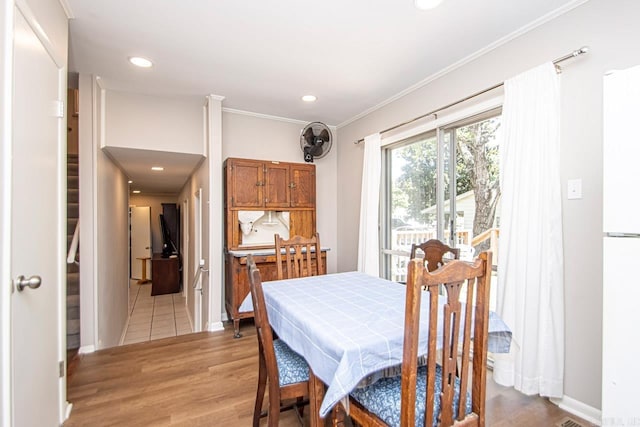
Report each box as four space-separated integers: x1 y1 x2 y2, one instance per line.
273 339 309 386
350 364 471 427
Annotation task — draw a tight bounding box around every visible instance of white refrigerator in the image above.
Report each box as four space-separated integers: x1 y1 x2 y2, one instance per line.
602 64 640 424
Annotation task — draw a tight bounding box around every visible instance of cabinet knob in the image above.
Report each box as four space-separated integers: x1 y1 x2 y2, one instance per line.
289 182 296 189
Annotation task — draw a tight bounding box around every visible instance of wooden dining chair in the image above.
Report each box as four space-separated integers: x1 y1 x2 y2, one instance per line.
247 254 310 427
410 239 460 272
274 233 325 280
344 252 493 427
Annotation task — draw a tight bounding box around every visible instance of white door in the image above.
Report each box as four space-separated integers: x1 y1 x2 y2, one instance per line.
130 206 151 280
11 8 63 426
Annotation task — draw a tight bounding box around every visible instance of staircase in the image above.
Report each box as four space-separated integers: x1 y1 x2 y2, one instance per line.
67 153 80 351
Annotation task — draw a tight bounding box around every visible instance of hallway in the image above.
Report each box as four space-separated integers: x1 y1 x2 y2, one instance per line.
123 283 192 345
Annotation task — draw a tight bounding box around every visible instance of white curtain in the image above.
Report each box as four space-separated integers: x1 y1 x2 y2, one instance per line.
357 133 382 276
493 62 565 398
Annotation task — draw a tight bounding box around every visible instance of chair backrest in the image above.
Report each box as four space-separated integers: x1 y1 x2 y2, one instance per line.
274 233 324 280
401 252 492 427
410 239 460 272
247 254 281 391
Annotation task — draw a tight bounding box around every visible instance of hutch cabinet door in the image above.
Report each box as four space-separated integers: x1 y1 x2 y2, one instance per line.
265 162 291 208
228 159 264 207
290 164 316 208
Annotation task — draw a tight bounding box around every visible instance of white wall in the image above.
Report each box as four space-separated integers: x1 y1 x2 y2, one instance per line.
79 75 130 350
222 111 339 274
337 0 640 412
104 90 204 154
178 96 225 333
178 167 209 327
78 74 95 351
129 193 179 254
178 141 209 331
96 145 129 349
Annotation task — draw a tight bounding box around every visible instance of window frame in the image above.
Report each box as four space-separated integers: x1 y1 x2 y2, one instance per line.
379 97 503 281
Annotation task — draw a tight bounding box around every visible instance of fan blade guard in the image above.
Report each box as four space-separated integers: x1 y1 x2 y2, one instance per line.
300 121 332 163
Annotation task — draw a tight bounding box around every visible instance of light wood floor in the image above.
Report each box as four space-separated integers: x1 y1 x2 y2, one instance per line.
65 322 594 426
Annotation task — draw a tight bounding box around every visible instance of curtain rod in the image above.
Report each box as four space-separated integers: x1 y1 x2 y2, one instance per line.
354 46 589 144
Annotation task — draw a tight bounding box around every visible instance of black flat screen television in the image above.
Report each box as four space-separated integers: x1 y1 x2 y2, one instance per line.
159 214 177 258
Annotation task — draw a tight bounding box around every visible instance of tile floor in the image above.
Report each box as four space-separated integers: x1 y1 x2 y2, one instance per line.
122 282 192 345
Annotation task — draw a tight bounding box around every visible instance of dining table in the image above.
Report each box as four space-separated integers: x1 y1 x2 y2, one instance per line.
239 270 512 426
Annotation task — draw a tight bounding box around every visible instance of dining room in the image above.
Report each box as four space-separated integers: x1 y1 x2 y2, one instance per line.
40 0 639 426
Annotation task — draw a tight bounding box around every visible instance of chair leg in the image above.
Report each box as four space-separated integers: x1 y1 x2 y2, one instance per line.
296 396 305 418
253 356 267 427
332 403 347 427
268 394 280 427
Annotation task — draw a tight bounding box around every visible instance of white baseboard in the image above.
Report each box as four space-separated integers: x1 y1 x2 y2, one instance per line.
208 321 225 332
186 305 194 332
64 401 73 421
550 395 601 425
119 316 130 346
78 345 95 354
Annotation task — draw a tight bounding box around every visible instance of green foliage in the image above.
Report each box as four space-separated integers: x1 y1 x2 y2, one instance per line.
392 117 501 230
393 137 438 224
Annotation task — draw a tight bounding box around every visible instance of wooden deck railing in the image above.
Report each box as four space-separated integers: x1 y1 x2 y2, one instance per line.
389 227 499 282
471 227 499 265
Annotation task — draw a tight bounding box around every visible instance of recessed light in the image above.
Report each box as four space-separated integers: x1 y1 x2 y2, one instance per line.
151 166 164 171
302 95 317 102
129 56 153 68
132 190 141 194
128 180 133 184
414 0 443 10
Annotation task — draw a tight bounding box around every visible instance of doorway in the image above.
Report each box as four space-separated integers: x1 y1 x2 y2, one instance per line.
130 206 151 282
123 197 191 344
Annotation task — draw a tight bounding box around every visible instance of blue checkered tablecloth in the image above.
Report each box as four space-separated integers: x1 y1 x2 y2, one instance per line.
240 271 511 418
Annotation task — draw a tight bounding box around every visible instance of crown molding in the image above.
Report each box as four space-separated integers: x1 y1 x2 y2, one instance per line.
337 0 590 129
222 107 310 126
58 0 74 19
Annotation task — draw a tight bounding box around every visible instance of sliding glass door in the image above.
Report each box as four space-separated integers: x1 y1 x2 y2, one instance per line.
381 109 501 304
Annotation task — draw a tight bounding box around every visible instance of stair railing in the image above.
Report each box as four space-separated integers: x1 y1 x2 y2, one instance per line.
192 260 208 294
67 220 80 265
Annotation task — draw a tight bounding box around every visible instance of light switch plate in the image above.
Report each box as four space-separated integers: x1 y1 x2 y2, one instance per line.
568 178 582 200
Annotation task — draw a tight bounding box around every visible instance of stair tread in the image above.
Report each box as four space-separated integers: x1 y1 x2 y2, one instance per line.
67 320 80 334
66 157 80 348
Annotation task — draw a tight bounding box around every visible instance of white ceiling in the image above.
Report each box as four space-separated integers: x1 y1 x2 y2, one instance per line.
67 0 584 193
103 147 204 194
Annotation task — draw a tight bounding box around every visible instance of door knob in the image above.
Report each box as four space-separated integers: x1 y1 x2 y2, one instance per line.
15 275 42 292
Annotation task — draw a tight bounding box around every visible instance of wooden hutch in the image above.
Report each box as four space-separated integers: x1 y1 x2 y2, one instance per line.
224 157 327 337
